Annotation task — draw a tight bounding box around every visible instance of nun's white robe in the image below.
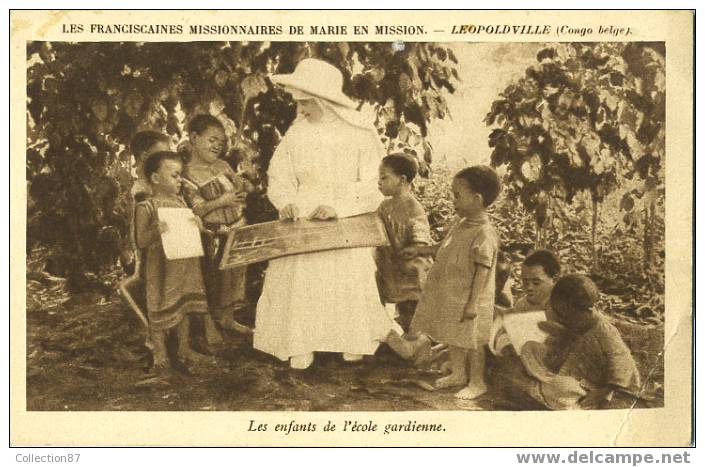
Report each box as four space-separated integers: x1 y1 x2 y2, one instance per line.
254 111 399 360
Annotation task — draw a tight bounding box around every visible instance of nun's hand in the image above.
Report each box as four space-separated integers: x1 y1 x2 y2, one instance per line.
280 204 300 221
308 205 338 220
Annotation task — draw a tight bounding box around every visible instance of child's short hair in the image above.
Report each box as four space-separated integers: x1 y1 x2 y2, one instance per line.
188 114 225 135
524 250 561 278
143 151 182 181
381 153 418 183
550 274 599 315
454 165 501 207
130 130 170 158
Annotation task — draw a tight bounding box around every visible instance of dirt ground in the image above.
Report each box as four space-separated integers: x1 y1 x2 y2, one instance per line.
25 280 664 412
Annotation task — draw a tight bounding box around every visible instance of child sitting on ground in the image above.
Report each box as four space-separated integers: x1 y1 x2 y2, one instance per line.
405 165 501 400
376 154 433 332
133 151 215 370
506 274 642 410
182 114 253 336
490 250 561 356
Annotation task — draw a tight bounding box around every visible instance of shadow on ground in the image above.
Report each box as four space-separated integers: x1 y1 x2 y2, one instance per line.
26 283 664 412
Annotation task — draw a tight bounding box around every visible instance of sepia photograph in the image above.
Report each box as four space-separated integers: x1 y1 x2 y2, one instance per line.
11 9 693 446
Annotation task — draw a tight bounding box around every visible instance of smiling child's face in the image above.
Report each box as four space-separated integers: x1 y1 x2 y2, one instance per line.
452 177 484 218
191 125 226 164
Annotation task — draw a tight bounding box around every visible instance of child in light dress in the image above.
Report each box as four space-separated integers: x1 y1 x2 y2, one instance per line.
405 165 502 400
376 154 433 332
133 151 214 370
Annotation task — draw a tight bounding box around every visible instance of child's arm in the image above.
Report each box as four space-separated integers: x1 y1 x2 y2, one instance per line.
578 386 615 410
189 213 214 236
400 243 439 259
462 264 491 321
462 228 497 321
191 192 246 217
134 203 166 249
182 178 245 218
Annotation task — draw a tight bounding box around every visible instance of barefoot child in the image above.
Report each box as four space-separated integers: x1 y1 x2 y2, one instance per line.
182 115 252 336
376 154 433 332
507 274 642 410
407 165 501 399
133 151 214 369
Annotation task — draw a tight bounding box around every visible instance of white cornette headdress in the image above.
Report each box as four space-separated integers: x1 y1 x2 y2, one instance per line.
270 58 376 132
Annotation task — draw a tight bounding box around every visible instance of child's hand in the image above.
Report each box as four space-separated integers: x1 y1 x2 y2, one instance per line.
242 179 255 193
190 215 208 233
280 203 300 221
538 320 568 338
308 205 337 220
400 246 420 260
579 387 613 410
462 308 477 321
158 221 169 234
220 191 247 206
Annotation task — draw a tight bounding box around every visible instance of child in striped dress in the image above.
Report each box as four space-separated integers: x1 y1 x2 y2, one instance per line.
134 150 214 369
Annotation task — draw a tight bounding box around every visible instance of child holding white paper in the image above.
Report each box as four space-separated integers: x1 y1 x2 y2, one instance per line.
134 150 216 370
497 275 642 410
490 250 561 356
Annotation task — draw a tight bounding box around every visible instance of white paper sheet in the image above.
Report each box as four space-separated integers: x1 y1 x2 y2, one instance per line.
503 310 549 353
157 208 204 260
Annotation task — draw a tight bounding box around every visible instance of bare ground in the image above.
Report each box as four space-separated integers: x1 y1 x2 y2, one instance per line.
25 280 664 412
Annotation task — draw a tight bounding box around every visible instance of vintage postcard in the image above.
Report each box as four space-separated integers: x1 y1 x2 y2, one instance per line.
11 10 693 446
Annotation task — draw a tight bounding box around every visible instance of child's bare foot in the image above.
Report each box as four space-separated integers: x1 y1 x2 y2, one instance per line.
342 353 364 362
204 318 223 346
414 342 447 368
220 313 253 334
290 353 314 370
435 371 467 389
153 355 170 370
151 332 169 369
438 359 453 375
454 382 488 400
178 348 217 367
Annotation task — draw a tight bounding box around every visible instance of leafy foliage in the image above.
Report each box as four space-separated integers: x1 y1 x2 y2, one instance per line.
484 42 665 269
415 163 664 325
26 41 458 289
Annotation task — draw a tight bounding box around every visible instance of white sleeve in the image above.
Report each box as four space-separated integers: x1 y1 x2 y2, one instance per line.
266 134 299 210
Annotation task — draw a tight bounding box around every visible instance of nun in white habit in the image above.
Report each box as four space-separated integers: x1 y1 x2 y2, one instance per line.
254 59 428 369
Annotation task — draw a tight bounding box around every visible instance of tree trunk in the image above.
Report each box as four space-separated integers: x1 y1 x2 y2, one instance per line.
643 199 656 271
591 198 599 272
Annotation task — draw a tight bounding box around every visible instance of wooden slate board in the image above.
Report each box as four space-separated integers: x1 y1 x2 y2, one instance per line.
219 212 390 270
